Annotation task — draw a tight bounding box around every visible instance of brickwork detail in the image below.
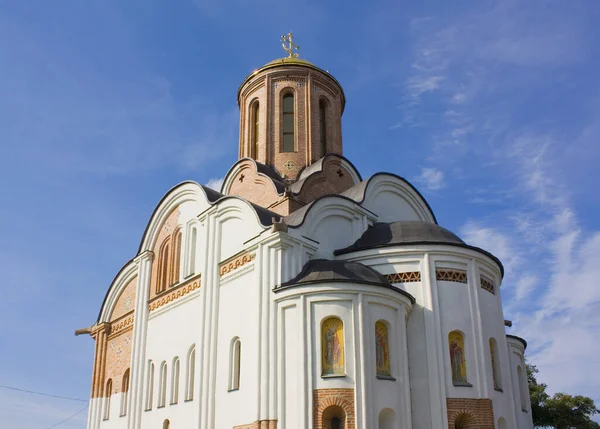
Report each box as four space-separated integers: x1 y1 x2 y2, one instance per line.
385 271 421 283
233 420 277 429
148 275 201 312
220 252 256 276
227 160 283 209
313 388 355 429
447 398 494 429
480 275 496 294
109 314 134 337
296 159 355 203
103 330 132 397
109 275 137 321
436 269 468 283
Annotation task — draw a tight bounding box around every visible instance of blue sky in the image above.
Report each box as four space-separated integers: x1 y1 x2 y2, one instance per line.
1 1 599 427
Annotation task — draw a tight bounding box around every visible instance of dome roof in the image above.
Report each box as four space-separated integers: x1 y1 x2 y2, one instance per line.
279 259 391 288
335 221 465 254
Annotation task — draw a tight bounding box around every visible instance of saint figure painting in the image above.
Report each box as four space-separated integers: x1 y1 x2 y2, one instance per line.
375 321 390 377
322 317 344 375
448 331 467 384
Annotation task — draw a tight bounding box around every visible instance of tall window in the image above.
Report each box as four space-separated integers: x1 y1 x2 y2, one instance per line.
319 99 328 156
171 229 182 285
229 337 241 391
321 317 345 376
282 93 295 152
518 365 528 411
163 419 170 429
171 357 180 404
185 345 196 401
158 361 167 407
375 321 391 377
120 369 130 416
189 226 197 275
157 240 170 294
251 101 260 158
489 338 502 390
145 361 154 410
103 379 112 420
448 331 468 385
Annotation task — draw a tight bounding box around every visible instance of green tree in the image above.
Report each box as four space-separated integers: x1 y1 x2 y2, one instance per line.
527 363 600 429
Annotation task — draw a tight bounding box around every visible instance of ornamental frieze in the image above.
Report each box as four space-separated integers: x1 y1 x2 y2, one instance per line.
148 277 201 312
480 275 496 295
110 314 134 338
219 252 256 277
385 271 421 283
436 269 468 284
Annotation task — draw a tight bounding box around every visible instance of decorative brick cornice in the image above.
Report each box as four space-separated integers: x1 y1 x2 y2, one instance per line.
436 269 468 284
109 313 134 337
480 275 496 294
148 276 201 312
385 271 421 283
219 252 256 276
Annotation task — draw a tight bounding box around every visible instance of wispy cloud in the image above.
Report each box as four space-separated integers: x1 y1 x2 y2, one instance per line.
205 176 224 192
414 167 445 190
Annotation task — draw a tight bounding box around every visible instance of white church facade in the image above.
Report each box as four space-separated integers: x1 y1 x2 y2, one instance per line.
77 35 534 429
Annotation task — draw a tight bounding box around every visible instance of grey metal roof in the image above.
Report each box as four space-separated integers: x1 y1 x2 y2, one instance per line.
336 221 465 254
279 259 391 287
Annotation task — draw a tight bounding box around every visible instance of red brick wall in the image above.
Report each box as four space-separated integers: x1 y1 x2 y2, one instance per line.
313 388 355 429
447 398 495 429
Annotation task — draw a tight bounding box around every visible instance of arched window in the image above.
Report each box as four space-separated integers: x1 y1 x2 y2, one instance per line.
517 365 528 411
157 239 170 294
321 317 345 376
453 412 477 428
185 345 196 401
163 419 170 429
378 408 396 429
375 321 391 377
448 331 468 385
322 405 345 429
498 417 507 429
145 361 154 410
120 368 130 416
229 337 241 391
319 99 328 156
158 361 167 407
489 338 502 390
251 101 260 158
171 229 182 285
282 93 295 152
171 357 180 404
189 226 198 275
103 379 112 420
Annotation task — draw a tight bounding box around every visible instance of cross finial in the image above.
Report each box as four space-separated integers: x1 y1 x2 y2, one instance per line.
281 32 299 58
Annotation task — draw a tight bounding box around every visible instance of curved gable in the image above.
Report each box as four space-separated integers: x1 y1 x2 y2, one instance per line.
221 158 285 207
342 173 437 224
98 260 137 322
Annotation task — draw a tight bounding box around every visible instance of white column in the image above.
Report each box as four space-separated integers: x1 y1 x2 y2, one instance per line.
127 250 153 429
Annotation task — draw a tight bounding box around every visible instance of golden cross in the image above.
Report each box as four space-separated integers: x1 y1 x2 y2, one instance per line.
281 32 299 58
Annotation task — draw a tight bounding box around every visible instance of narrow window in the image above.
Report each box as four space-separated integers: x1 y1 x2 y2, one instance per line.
103 379 112 420
321 317 345 376
163 419 170 429
375 321 391 377
282 93 295 152
145 361 154 410
489 338 502 390
319 99 328 156
189 226 197 275
518 365 528 411
158 361 167 407
229 338 241 390
251 101 260 158
120 369 130 416
158 240 170 294
448 331 468 385
171 357 180 404
185 346 196 401
171 230 182 285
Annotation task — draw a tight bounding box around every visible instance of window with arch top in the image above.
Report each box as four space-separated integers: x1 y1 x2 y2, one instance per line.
158 361 167 407
375 321 391 378
103 378 112 420
448 331 469 385
185 345 195 401
171 229 182 286
251 101 260 158
120 368 130 416
489 338 502 390
171 357 180 404
282 93 295 152
321 317 345 376
229 337 241 391
319 98 328 156
145 360 154 410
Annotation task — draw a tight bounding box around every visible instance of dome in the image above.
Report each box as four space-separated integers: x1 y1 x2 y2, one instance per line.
279 259 391 288
335 221 465 254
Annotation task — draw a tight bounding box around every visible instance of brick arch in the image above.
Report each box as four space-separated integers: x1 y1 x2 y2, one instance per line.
446 399 495 429
450 411 477 428
313 389 355 429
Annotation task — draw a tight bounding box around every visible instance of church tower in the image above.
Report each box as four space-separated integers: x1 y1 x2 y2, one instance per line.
223 34 360 216
237 33 345 178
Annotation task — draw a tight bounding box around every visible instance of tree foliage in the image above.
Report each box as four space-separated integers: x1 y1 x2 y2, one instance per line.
527 363 600 429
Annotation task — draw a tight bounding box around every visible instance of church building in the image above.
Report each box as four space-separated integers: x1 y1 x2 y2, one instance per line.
76 34 534 429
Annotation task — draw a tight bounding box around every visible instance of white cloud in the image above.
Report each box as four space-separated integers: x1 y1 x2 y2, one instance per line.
205 177 224 192
414 167 445 190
